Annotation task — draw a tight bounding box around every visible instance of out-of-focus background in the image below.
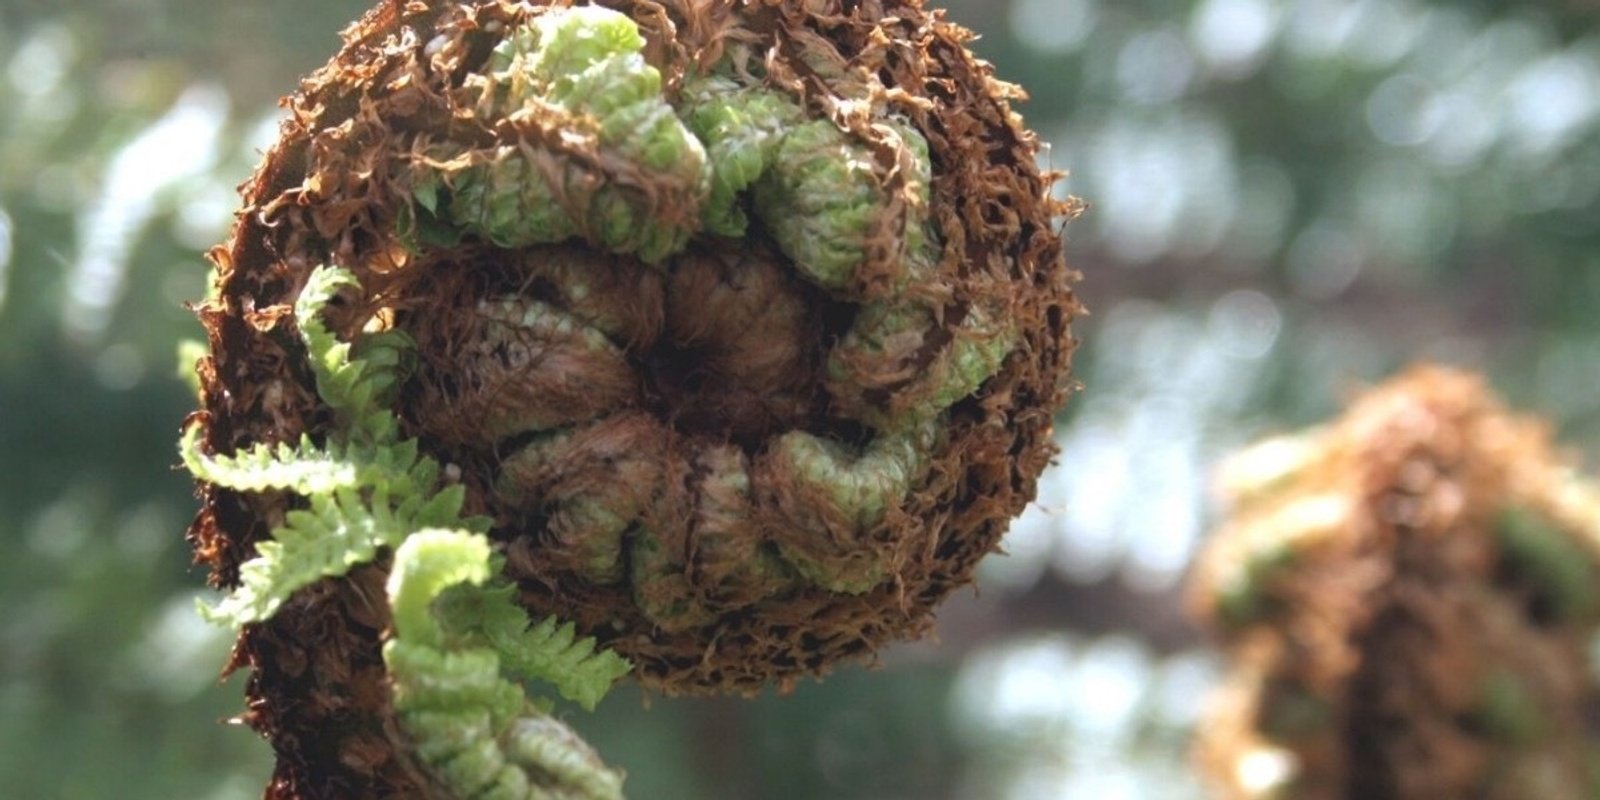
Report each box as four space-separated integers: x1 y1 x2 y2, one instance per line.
1 0 1597 797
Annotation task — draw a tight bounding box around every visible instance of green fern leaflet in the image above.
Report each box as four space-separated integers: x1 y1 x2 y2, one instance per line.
183 264 630 798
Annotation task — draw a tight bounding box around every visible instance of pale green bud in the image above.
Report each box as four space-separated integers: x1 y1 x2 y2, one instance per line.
753 119 886 291
767 423 937 594
682 76 805 236
422 7 710 263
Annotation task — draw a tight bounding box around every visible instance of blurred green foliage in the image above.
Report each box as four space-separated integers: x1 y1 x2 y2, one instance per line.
1 0 1597 797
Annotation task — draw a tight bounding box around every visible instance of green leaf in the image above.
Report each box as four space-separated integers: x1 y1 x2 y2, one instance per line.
437 580 632 711
181 426 360 495
198 487 408 625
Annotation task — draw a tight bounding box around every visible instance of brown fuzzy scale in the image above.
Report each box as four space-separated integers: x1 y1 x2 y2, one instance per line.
186 0 1079 796
1190 367 1600 800
661 241 824 443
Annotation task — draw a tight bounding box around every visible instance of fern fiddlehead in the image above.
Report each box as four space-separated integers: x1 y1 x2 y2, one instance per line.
189 0 1078 794
1191 366 1600 800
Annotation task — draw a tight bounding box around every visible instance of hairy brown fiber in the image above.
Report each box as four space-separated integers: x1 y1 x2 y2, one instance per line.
186 1 1079 795
1191 366 1600 800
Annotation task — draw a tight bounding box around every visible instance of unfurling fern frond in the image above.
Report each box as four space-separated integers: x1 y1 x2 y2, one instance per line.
188 263 630 797
386 530 626 800
293 264 412 444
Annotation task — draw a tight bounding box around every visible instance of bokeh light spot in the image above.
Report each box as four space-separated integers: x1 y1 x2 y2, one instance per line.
1009 0 1099 55
1190 0 1279 78
1208 290 1282 361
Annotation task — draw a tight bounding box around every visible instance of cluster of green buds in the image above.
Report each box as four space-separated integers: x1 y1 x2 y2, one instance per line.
1190 366 1600 799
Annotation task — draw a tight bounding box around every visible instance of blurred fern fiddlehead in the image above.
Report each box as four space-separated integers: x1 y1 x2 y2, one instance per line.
185 1 1077 796
1191 366 1600 799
